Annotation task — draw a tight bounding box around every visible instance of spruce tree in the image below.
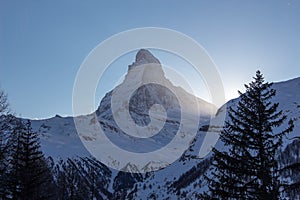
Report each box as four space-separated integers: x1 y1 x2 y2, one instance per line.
207 71 294 199
8 120 55 200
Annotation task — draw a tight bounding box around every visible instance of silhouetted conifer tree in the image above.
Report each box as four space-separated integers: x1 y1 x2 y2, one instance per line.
207 71 294 199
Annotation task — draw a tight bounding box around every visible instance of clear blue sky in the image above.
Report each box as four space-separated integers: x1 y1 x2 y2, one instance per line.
0 0 299 119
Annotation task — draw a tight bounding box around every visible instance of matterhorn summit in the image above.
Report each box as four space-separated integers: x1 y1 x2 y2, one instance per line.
129 49 161 69
97 49 217 125
82 49 218 171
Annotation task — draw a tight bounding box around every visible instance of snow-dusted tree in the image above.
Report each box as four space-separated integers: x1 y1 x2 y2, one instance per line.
0 89 10 163
54 158 90 200
282 162 300 197
8 120 55 200
207 71 294 199
53 157 112 200
279 138 300 199
0 89 9 115
0 89 11 198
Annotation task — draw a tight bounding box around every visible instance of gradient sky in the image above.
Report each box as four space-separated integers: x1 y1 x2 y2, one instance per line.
0 0 299 119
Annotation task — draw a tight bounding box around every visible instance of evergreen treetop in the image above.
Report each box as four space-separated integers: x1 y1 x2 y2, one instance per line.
207 70 294 200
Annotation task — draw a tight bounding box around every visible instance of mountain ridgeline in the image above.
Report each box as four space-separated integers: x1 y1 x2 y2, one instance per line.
0 50 299 199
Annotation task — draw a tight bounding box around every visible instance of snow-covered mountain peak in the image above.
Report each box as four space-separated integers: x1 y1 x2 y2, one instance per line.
135 49 160 64
129 49 161 70
99 49 216 124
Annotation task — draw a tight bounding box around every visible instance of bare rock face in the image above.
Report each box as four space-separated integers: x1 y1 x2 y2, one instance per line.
126 49 166 86
129 49 161 70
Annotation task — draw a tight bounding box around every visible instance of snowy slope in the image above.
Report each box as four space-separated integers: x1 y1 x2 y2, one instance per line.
13 50 299 198
129 77 300 199
31 49 216 167
30 115 90 159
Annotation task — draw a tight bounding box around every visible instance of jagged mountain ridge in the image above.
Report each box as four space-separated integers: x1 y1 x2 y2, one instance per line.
7 50 299 198
30 49 217 159
92 49 216 157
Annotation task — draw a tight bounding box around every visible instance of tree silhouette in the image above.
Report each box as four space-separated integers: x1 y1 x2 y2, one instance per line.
207 71 294 199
